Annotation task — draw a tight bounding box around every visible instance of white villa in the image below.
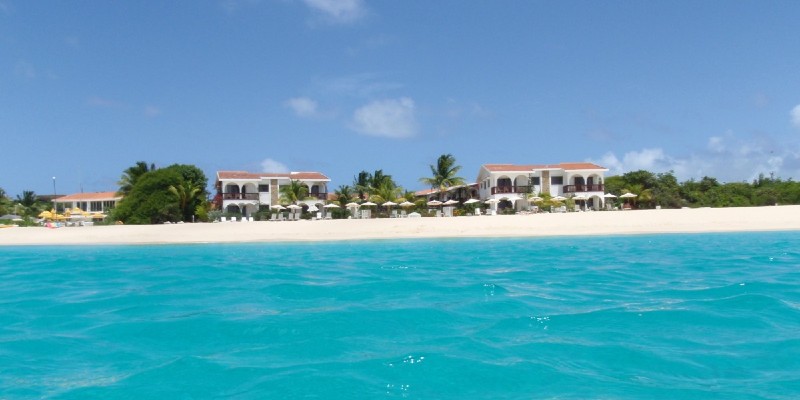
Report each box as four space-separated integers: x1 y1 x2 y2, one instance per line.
214 170 330 217
476 162 609 211
53 191 122 214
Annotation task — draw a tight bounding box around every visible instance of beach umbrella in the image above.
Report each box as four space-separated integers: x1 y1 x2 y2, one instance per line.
484 198 499 204
382 201 398 207
528 196 543 202
399 201 415 208
307 205 319 212
361 201 377 206
38 210 53 219
427 200 443 207
323 203 340 208
552 195 567 202
0 214 23 221
91 213 105 219
286 204 302 210
573 194 588 211
271 204 285 211
442 199 459 206
464 198 480 204
345 202 360 208
620 192 637 198
603 193 617 198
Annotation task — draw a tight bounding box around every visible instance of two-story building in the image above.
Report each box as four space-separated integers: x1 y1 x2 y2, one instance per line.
476 162 608 211
214 171 330 217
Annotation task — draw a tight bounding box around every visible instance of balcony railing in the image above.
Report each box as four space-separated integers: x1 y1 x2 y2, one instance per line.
563 184 604 193
491 186 531 195
222 192 259 200
309 192 328 200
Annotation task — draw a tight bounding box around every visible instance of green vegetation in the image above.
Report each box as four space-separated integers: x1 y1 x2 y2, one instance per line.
279 180 310 205
420 153 465 201
606 170 800 209
112 163 209 224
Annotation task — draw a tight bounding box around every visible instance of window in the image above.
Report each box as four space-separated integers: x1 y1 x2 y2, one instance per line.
551 176 564 185
531 177 541 185
258 185 269 192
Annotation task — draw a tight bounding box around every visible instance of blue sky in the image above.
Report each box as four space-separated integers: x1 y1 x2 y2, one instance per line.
2 1 800 197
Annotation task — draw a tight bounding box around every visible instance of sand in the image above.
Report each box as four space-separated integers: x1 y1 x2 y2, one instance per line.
1 206 799 246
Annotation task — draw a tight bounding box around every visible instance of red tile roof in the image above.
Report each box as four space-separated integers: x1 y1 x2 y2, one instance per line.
483 162 606 172
55 191 122 201
216 171 329 181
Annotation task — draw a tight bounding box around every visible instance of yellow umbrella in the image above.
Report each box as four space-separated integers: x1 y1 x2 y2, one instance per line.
71 207 83 214
54 214 67 220
91 213 105 219
38 210 53 219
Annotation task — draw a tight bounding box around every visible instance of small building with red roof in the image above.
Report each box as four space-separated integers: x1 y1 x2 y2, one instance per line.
53 191 122 214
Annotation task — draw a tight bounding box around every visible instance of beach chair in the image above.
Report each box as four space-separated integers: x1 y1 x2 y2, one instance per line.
248 217 254 222
400 210 407 218
270 214 277 221
391 210 398 218
220 217 227 222
316 212 322 220
474 208 482 216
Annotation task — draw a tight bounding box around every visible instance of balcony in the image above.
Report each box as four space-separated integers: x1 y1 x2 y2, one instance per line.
222 192 259 201
490 186 531 195
309 192 328 200
563 184 604 193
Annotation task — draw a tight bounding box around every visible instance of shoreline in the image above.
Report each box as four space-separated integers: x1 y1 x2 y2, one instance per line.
1 205 799 246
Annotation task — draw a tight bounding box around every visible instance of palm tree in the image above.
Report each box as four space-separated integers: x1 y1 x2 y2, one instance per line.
118 161 154 196
16 190 37 208
280 180 309 204
420 154 465 201
369 181 402 204
334 185 354 208
353 171 371 200
168 181 201 221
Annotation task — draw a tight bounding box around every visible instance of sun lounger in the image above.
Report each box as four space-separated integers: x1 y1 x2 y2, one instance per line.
220 217 227 222
400 210 407 218
271 214 277 221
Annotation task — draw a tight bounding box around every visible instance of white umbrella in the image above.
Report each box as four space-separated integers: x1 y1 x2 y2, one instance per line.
573 195 588 201
484 198 499 204
529 196 543 202
286 204 302 210
361 201 377 206
464 198 480 204
323 203 340 208
271 204 285 210
307 205 319 212
442 199 459 206
345 202 360 208
552 195 567 202
382 201 398 207
399 201 415 207
427 200 443 207
620 192 637 198
604 193 617 198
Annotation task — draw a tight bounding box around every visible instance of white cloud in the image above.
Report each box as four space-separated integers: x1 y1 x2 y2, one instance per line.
594 133 800 182
791 104 800 129
144 105 162 117
302 0 365 23
14 60 36 79
351 97 417 139
285 97 319 118
261 158 289 173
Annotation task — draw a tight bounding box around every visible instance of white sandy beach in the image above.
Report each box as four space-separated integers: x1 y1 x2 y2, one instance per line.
1 206 799 246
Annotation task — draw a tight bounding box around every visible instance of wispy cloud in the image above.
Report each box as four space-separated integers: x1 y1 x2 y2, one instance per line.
143 105 162 118
351 97 417 139
301 0 366 24
285 97 320 118
318 73 403 98
261 158 289 173
220 0 261 14
593 132 800 182
791 104 800 129
14 60 36 79
87 96 122 109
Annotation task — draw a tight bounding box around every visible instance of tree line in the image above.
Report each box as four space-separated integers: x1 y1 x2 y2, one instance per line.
4 157 800 225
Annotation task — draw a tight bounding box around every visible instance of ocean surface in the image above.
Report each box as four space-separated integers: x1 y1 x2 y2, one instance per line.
1 232 799 399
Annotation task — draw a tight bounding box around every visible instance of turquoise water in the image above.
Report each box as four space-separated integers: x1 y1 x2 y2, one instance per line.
1 232 800 399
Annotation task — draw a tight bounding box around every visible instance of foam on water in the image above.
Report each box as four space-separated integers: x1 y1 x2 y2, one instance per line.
2 232 800 399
